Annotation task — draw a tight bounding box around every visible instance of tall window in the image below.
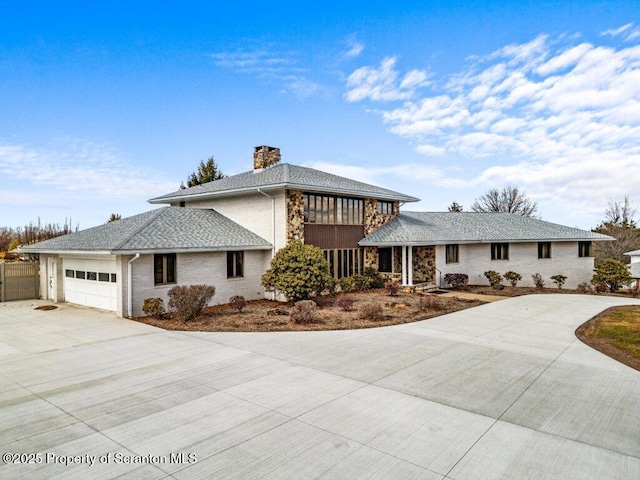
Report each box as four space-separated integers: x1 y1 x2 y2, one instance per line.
491 243 509 260
578 241 592 258
538 242 551 259
377 201 394 215
227 251 244 278
378 247 392 272
154 253 176 285
446 244 459 264
323 248 363 279
303 194 364 225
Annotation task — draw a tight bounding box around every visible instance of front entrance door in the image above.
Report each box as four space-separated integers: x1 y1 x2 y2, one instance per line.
47 257 55 300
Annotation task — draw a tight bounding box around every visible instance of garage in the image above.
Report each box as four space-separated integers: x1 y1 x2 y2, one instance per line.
63 256 118 311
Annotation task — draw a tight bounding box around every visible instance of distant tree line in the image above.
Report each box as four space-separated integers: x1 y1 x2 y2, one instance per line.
0 218 78 252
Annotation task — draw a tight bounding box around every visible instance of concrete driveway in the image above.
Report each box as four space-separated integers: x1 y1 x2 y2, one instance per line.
1 295 639 479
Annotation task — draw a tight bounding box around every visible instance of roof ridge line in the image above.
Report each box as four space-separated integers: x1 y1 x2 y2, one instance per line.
112 207 167 251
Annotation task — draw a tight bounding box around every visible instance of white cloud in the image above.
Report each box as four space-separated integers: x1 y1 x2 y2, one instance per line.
0 140 176 203
211 46 318 98
343 36 364 58
345 32 640 220
602 23 640 42
345 57 430 102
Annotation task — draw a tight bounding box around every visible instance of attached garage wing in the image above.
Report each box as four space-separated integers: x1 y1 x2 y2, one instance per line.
63 256 118 312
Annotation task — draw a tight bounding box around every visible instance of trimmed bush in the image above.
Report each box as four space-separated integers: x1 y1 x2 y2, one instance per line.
363 267 386 289
594 282 608 293
167 285 215 321
385 281 399 296
142 298 165 318
550 274 567 289
336 294 354 312
483 270 503 288
229 295 246 313
531 273 545 289
503 271 522 287
358 302 384 321
261 241 333 302
443 273 469 289
591 258 633 292
290 300 320 324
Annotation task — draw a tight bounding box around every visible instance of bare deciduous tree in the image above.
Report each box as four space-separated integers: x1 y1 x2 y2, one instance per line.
448 201 464 212
471 186 538 217
593 196 640 265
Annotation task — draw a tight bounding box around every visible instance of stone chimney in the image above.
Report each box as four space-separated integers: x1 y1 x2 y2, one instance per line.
253 145 281 170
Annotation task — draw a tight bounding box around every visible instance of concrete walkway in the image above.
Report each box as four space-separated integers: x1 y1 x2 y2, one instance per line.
1 295 639 479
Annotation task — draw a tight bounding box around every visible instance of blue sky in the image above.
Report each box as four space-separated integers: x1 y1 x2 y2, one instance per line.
1 1 639 230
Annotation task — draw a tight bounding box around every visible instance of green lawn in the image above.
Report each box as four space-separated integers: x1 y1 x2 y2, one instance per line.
590 306 640 360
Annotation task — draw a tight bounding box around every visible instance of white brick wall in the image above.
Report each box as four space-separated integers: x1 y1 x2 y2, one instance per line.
435 241 594 289
125 250 271 318
183 190 287 251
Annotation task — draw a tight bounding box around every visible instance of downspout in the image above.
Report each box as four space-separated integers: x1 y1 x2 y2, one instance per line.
127 253 140 318
257 189 276 300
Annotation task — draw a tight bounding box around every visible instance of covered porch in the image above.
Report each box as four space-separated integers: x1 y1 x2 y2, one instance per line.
365 245 439 288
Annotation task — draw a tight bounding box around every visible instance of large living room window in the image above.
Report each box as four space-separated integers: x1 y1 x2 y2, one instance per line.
303 194 364 225
227 251 244 278
446 244 459 264
491 243 509 260
578 241 592 257
154 253 176 285
538 242 551 259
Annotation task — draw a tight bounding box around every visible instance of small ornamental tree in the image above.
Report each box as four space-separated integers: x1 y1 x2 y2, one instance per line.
503 271 522 287
550 274 567 289
591 258 633 292
261 242 333 302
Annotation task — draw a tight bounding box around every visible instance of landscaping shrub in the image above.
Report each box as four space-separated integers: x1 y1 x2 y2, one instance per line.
591 258 633 292
418 295 445 311
142 297 165 318
531 273 545 289
290 300 320 324
358 302 384 321
314 294 336 308
336 294 354 312
577 282 593 294
503 271 522 287
363 267 386 288
550 274 567 289
483 270 503 288
594 282 608 293
352 274 371 291
338 276 357 293
261 241 333 302
229 295 246 313
167 285 216 322
443 273 469 289
385 281 399 296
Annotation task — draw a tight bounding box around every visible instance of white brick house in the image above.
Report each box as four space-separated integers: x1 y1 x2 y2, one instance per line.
24 145 612 316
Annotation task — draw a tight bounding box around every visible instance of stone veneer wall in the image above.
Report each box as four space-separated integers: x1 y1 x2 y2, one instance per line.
363 199 400 268
286 190 304 243
412 246 435 283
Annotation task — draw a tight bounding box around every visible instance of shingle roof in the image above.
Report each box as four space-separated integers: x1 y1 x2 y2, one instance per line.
21 208 272 254
359 212 614 246
149 163 419 203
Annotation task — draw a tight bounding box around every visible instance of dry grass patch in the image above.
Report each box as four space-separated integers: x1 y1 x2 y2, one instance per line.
576 305 640 371
133 289 484 332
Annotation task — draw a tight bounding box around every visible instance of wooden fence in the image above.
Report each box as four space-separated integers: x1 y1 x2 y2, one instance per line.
0 262 40 302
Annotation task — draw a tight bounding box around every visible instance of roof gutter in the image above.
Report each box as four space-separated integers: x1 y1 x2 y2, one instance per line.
127 253 140 318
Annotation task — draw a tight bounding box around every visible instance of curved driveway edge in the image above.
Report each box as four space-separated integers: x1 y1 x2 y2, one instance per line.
1 294 639 479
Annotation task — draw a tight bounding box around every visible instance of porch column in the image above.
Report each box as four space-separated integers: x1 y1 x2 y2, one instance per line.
408 246 413 286
401 246 407 285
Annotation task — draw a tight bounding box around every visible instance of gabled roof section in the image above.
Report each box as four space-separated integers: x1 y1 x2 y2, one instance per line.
21 208 272 254
359 212 614 246
149 163 419 203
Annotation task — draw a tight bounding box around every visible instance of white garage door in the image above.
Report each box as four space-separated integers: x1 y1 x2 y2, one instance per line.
63 257 118 311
